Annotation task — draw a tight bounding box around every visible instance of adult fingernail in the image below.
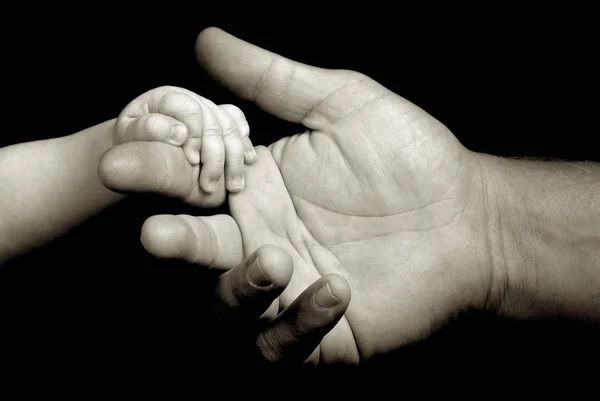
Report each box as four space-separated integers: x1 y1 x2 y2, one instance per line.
247 256 272 288
171 124 187 144
313 283 339 309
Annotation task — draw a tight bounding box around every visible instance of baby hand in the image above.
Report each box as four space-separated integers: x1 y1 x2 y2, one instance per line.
114 86 257 193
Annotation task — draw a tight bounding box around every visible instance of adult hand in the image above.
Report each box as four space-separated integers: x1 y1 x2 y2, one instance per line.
100 146 351 365
100 28 498 364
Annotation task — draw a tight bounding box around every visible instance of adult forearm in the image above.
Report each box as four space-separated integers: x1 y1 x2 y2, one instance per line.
0 119 125 264
480 154 600 321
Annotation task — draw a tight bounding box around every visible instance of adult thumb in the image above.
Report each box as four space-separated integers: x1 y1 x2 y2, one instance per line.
195 27 384 129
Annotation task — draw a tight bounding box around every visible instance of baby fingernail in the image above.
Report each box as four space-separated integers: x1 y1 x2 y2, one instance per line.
207 179 219 192
245 149 257 161
232 176 244 191
171 124 187 144
313 283 340 309
247 256 272 288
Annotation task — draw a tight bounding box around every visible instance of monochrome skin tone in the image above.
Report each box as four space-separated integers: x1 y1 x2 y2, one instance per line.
114 85 257 194
0 28 598 365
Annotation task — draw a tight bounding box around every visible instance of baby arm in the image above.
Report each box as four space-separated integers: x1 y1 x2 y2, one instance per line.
0 86 258 265
114 86 257 193
0 120 123 264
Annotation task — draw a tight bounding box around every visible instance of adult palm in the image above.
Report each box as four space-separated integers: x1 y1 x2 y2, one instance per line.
195 28 494 364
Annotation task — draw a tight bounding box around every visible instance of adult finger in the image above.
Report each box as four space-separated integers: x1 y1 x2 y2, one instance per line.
255 274 351 365
195 27 385 130
214 244 293 322
98 142 225 208
140 213 243 270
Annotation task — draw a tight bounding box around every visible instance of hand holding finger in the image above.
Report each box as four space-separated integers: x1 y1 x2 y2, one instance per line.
114 88 204 147
99 141 226 208
114 112 189 146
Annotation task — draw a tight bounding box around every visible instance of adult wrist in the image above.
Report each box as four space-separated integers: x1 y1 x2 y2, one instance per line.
477 153 600 321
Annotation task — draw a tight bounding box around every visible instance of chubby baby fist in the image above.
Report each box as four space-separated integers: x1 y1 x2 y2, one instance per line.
114 86 257 193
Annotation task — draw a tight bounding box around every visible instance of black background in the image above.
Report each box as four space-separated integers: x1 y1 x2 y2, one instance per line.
1 8 598 374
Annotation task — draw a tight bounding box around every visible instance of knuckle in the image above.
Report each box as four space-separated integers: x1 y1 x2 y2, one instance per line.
220 104 245 119
202 151 225 167
339 69 368 82
160 91 180 106
256 324 303 363
157 85 177 92
221 125 238 139
179 102 202 116
162 91 201 113
228 154 244 166
155 86 183 99
142 114 160 134
207 158 225 168
256 331 285 363
203 126 222 137
240 127 250 141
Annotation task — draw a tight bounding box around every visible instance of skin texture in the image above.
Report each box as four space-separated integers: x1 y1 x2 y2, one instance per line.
2 25 597 365
101 28 496 363
0 85 348 364
114 86 257 193
6 27 596 366
200 28 497 362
